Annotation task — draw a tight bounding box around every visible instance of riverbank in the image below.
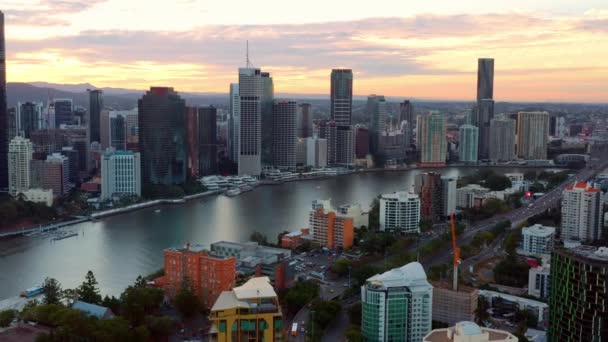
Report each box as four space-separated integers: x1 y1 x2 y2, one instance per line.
0 189 224 239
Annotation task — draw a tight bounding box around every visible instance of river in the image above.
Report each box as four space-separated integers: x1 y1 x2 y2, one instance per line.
0 167 539 298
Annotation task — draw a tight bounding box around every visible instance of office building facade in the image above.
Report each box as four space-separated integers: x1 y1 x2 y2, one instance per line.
16 102 42 139
415 172 444 223
306 137 327 168
441 176 457 216
418 111 446 167
400 100 415 145
362 262 433 342
100 150 141 201
260 72 274 166
475 58 495 160
238 68 263 176
548 246 608 341
138 87 187 186
53 99 75 127
8 136 33 196
458 124 478 163
528 264 550 299
199 106 218 176
368 95 387 156
330 69 353 126
517 111 549 160
297 103 313 138
229 83 240 162
88 89 103 144
489 118 516 161
431 282 479 326
561 181 604 242
379 191 421 233
271 100 296 169
319 120 338 165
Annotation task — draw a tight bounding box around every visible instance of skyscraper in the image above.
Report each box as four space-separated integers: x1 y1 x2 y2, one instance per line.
330 69 353 126
198 106 218 176
476 58 494 160
100 150 141 201
379 191 421 233
336 125 355 166
229 83 240 162
399 100 415 145
185 107 199 178
88 89 103 144
238 68 263 176
458 124 478 163
260 72 274 166
489 117 516 161
441 176 457 216
296 103 313 138
361 262 433 341
367 95 387 156
517 111 549 160
355 126 370 159
415 172 443 223
548 245 608 341
8 136 33 196
138 87 186 186
272 100 296 169
53 99 74 127
0 11 8 189
561 182 604 242
16 102 42 139
319 120 338 165
418 111 446 167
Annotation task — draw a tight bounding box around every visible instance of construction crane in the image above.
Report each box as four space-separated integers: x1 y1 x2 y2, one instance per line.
450 213 461 291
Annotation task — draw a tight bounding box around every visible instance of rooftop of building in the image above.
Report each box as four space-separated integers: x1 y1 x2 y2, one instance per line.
565 181 601 192
380 191 419 200
479 290 548 309
560 245 608 263
72 301 113 319
457 184 489 191
211 241 290 256
366 262 430 290
522 224 556 237
431 281 479 294
424 321 517 342
211 277 278 312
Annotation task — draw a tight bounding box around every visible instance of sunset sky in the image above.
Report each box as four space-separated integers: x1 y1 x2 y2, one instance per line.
3 0 608 102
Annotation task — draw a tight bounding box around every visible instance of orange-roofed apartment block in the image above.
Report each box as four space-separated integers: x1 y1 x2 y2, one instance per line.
163 244 236 309
561 181 604 242
309 199 354 249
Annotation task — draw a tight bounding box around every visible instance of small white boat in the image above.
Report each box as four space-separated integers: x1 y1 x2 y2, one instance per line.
154 209 161 214
226 188 241 197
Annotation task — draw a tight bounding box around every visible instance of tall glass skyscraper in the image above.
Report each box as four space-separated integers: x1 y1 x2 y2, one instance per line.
260 72 274 166
138 87 186 186
0 11 9 189
330 69 353 126
271 100 296 169
458 124 478 163
367 95 387 156
238 68 263 176
198 106 218 176
229 83 240 162
88 89 103 144
400 100 415 145
548 245 608 341
489 117 516 161
476 58 494 160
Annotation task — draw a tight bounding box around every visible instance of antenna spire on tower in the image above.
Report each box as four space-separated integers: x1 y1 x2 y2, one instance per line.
246 40 253 68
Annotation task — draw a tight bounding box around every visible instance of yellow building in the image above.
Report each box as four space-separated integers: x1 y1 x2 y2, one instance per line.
209 276 284 341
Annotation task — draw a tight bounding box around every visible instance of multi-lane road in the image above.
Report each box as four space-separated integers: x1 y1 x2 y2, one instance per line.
424 161 608 268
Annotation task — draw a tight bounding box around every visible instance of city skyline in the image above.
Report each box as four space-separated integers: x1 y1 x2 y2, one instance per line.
2 3 608 102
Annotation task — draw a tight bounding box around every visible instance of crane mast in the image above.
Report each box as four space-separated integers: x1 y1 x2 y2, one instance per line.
450 213 461 291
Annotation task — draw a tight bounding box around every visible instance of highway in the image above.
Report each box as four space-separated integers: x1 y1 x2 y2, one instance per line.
422 161 608 268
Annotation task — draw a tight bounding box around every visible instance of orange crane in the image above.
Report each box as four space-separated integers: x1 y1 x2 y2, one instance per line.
450 213 461 291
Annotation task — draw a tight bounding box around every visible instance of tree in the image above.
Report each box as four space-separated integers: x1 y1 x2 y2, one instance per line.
145 315 175 337
174 278 201 318
475 296 490 324
345 325 364 342
102 295 122 315
284 281 319 313
331 258 353 276
485 174 512 191
78 270 102 304
42 277 63 305
368 198 380 230
352 265 381 287
120 279 164 326
0 309 16 327
309 300 342 340
494 256 530 287
250 231 270 246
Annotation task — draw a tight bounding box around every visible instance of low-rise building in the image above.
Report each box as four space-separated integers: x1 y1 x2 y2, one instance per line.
280 228 314 249
521 224 555 257
20 188 54 206
456 184 490 209
163 244 236 309
431 281 479 326
423 321 518 342
528 263 550 299
479 290 548 325
211 241 294 290
209 277 283 342
379 191 421 233
337 203 368 228
309 199 354 249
